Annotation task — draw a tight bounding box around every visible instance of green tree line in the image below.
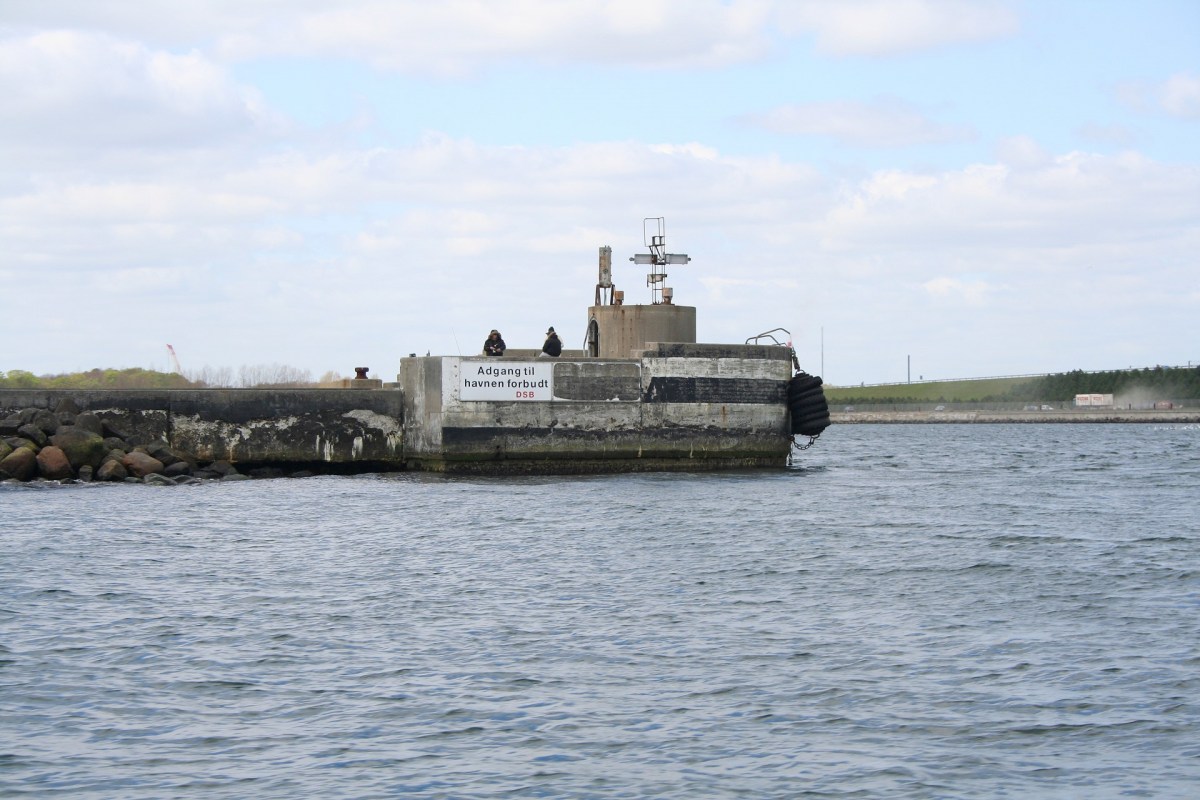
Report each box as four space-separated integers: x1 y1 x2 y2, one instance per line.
827 366 1200 405
0 364 349 389
1008 366 1200 402
0 368 197 389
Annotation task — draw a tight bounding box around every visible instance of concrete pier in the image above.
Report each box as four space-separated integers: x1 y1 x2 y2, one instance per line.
399 343 794 474
2 344 797 476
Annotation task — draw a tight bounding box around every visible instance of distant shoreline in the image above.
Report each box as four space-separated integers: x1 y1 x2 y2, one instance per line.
832 410 1200 424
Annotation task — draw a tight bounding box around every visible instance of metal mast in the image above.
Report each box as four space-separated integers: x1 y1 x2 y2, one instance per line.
629 217 690 304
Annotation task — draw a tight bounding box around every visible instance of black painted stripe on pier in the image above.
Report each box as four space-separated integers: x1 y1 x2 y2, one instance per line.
553 375 642 401
642 377 787 404
439 425 786 460
443 426 637 447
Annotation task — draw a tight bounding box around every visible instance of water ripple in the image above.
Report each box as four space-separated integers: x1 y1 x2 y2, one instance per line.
2 424 1198 798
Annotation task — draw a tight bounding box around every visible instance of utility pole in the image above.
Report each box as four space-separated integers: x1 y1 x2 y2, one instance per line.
907 355 911 384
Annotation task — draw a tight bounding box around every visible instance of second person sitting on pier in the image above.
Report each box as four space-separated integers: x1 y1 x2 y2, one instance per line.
540 327 562 358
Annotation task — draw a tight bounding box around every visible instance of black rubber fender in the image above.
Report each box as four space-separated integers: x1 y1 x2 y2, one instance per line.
792 404 830 422
792 414 831 433
795 416 830 437
790 391 828 412
789 387 826 407
787 374 823 397
787 373 830 436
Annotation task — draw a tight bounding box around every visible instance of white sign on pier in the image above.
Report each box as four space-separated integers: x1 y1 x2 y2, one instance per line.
460 361 553 401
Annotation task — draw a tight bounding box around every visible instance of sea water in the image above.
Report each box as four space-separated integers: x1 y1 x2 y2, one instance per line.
2 423 1198 798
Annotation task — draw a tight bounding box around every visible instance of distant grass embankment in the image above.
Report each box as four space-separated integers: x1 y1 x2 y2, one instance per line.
826 376 1033 404
826 366 1200 405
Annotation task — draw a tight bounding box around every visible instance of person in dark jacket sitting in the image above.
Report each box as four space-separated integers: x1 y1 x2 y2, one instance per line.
540 326 562 358
483 329 506 356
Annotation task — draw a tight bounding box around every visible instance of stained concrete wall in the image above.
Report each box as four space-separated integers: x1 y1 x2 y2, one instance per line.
589 304 697 358
398 343 793 473
1 389 404 469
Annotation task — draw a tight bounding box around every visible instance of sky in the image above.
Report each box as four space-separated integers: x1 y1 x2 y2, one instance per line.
2 0 1198 385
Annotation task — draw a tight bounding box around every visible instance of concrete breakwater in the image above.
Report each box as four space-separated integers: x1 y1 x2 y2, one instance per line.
1 403 247 484
1 344 797 481
1 388 404 483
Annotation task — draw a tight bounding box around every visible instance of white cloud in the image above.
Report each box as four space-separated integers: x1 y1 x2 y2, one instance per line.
3 1 775 73
1076 123 1137 148
2 0 1020 74
1117 71 1200 120
262 0 774 73
922 275 997 306
775 0 1019 57
0 30 279 152
1159 72 1200 119
650 142 721 160
5 125 1195 377
747 99 975 147
822 150 1199 257
100 266 187 294
993 135 1052 169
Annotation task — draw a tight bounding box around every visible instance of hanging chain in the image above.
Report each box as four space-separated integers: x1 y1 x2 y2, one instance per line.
787 434 820 465
785 351 822 465
793 434 820 451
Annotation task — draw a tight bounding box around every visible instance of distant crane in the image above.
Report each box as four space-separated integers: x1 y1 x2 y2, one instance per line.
166 344 183 375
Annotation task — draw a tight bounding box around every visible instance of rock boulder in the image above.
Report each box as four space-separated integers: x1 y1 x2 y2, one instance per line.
54 398 82 415
0 447 37 481
30 409 60 435
102 420 131 440
16 424 48 448
122 451 164 478
208 460 238 476
73 412 105 436
163 460 192 477
145 441 182 467
96 459 128 482
36 446 74 480
50 428 108 470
